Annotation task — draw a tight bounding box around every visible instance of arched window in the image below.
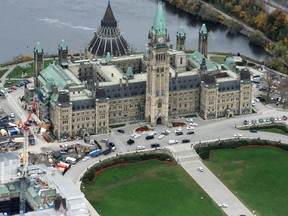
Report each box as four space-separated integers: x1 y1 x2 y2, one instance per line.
158 102 162 108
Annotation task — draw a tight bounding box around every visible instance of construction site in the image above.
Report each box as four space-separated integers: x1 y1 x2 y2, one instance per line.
0 98 91 216
0 152 90 216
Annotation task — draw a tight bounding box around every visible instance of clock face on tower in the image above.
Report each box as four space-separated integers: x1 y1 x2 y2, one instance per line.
158 37 164 44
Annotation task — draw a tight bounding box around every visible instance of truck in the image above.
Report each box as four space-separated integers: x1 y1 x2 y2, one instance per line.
8 128 19 136
56 161 71 170
65 157 77 164
89 149 102 157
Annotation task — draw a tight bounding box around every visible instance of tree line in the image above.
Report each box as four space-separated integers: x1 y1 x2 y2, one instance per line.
165 0 288 73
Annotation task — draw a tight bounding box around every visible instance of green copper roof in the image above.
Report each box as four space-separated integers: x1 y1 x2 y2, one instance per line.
105 52 112 62
123 67 134 79
177 26 185 36
59 39 68 50
152 1 166 35
188 51 217 72
144 47 148 60
35 42 43 53
200 23 207 34
38 64 69 91
223 56 235 70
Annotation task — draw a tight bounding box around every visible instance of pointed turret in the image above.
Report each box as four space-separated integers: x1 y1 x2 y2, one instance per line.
58 39 68 66
152 1 166 35
200 23 207 34
123 67 134 80
101 1 117 27
148 1 169 47
105 52 112 63
34 42 44 88
176 26 186 51
87 1 130 58
198 23 208 57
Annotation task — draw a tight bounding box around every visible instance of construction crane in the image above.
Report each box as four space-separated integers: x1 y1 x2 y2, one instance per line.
19 98 38 216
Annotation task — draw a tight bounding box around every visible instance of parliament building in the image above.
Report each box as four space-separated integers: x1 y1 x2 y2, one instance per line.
31 1 252 138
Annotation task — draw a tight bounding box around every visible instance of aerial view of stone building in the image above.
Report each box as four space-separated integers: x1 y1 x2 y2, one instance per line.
34 1 252 139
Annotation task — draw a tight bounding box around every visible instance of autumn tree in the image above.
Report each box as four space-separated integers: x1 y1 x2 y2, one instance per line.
249 30 266 47
224 19 242 34
199 4 219 23
254 12 267 31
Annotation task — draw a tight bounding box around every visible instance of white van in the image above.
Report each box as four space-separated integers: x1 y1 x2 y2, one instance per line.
65 157 77 164
136 146 145 150
168 140 178 145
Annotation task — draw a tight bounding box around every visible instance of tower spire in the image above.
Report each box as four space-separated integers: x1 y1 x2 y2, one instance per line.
101 1 117 27
152 1 166 35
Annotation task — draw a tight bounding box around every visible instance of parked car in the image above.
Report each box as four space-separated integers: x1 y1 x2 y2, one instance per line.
151 143 160 148
189 122 198 126
136 146 145 150
127 139 134 145
102 149 111 155
29 138 36 145
175 131 183 136
250 129 257 133
108 142 116 151
145 135 154 140
182 139 190 143
10 86 17 90
158 134 165 139
197 167 204 172
186 118 193 122
148 131 157 136
187 126 195 130
186 131 195 135
161 130 170 135
131 133 141 139
168 140 178 145
82 156 90 162
117 129 125 133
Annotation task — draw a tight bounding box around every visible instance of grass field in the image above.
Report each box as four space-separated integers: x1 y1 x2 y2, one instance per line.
7 60 53 78
82 160 225 216
4 80 19 88
241 125 288 135
210 56 226 64
204 147 288 216
0 69 8 78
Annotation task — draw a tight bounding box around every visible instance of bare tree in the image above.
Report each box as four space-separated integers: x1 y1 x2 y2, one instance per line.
277 76 288 102
260 70 275 99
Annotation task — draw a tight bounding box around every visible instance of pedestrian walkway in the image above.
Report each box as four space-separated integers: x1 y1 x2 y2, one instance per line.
166 144 254 216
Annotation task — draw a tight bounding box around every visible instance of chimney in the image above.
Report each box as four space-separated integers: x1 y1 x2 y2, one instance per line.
119 78 122 87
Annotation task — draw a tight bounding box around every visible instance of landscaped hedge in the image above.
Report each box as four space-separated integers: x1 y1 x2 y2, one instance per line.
195 139 288 160
82 152 175 182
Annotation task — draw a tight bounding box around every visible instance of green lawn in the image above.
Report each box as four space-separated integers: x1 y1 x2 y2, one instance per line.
7 63 34 78
4 80 19 88
204 147 288 216
7 60 53 78
210 56 226 64
0 69 8 78
82 160 225 216
241 125 288 135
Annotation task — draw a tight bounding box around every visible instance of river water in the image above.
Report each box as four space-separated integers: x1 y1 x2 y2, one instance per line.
0 0 268 64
